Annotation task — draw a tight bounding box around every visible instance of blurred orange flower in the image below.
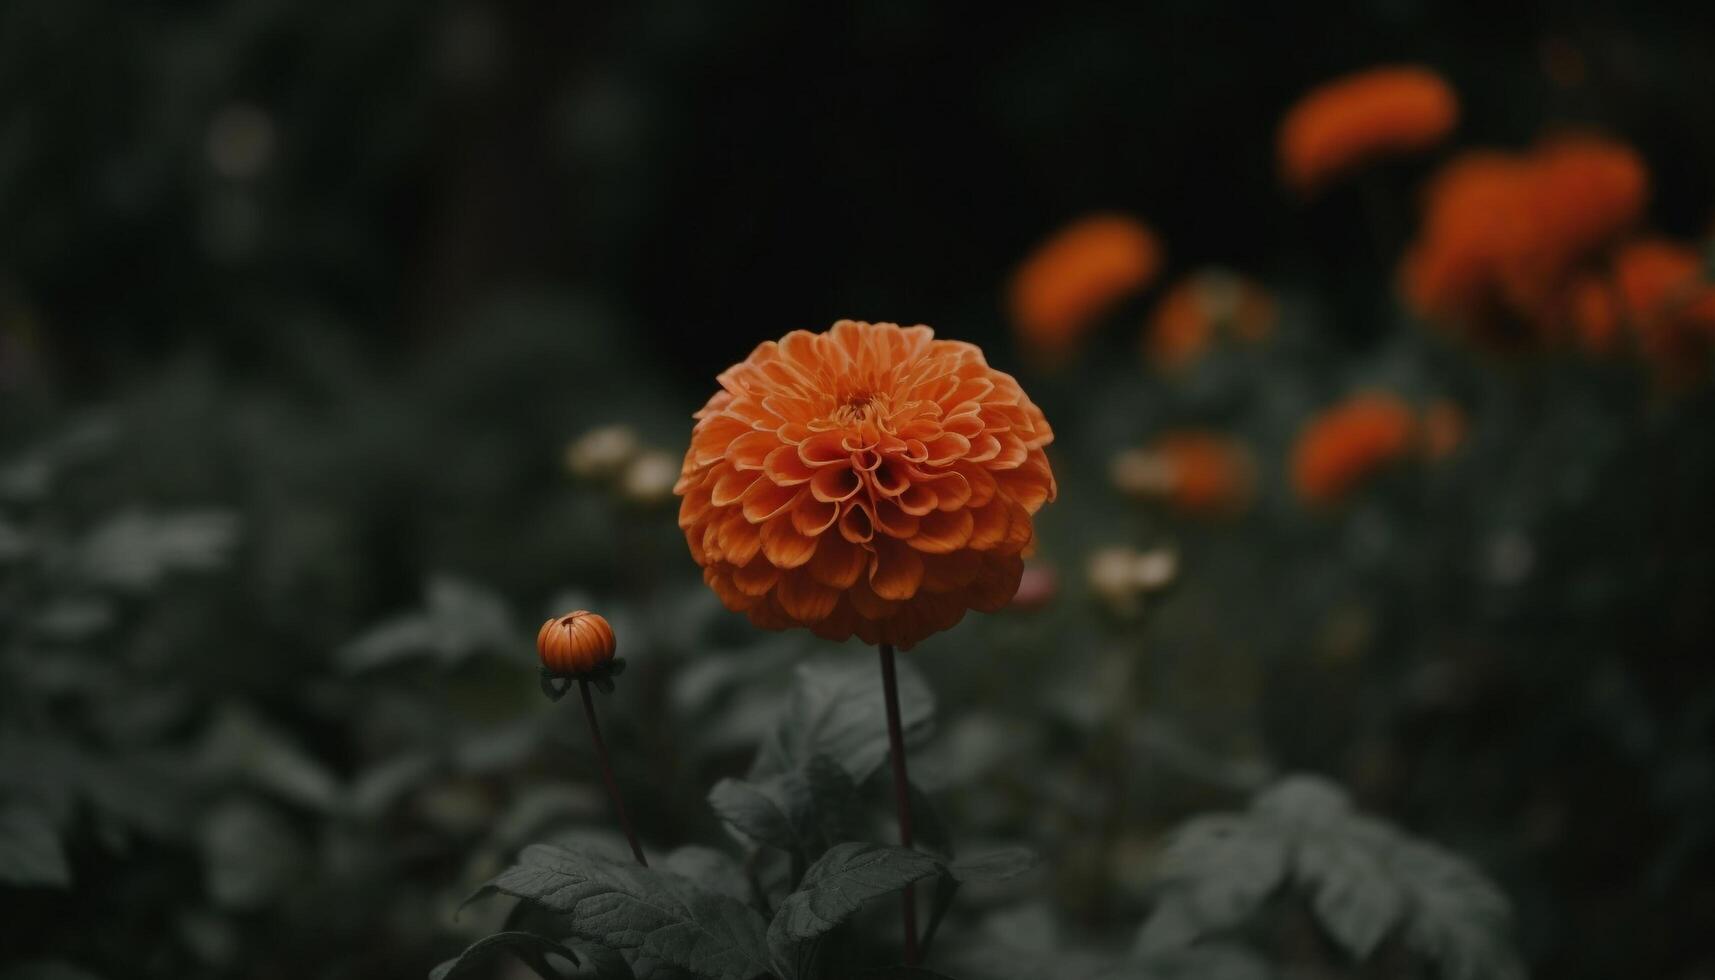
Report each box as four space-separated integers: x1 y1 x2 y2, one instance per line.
675 320 1057 649
1612 238 1715 386
1279 66 1458 193
1143 269 1277 370
1568 275 1622 354
1112 431 1254 517
1009 214 1161 363
1291 393 1417 506
1402 137 1648 347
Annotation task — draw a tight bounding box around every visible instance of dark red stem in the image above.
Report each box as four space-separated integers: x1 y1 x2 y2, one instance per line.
579 677 648 867
878 642 920 965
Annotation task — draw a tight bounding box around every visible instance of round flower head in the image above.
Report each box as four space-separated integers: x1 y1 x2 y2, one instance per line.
675 320 1057 649
1291 393 1418 506
1009 214 1160 363
1279 66 1458 194
1613 238 1715 388
537 611 617 674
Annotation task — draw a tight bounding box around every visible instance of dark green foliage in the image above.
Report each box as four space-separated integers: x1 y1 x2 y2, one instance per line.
468 843 771 980
1139 776 1523 980
429 932 578 980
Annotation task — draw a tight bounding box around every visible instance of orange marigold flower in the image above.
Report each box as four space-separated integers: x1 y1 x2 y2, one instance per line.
1612 238 1715 387
1143 269 1277 370
1112 432 1254 517
1279 66 1458 193
1568 275 1622 354
1291 393 1417 506
1009 214 1161 363
1402 137 1647 347
675 319 1058 650
537 611 617 675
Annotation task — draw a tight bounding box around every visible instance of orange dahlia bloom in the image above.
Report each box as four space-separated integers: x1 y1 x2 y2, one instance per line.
1612 238 1715 387
675 320 1057 649
1402 137 1647 346
1143 269 1276 370
1291 393 1418 506
1279 66 1458 193
1009 214 1161 363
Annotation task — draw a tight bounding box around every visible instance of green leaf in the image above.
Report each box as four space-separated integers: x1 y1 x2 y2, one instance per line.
751 656 934 783
1249 774 1351 829
709 755 857 858
340 575 517 672
663 846 751 903
1136 814 1287 951
200 798 304 911
0 805 70 888
768 842 942 948
1388 840 1523 980
1296 829 1404 959
854 970 962 979
948 847 1038 883
428 932 578 980
467 843 771 980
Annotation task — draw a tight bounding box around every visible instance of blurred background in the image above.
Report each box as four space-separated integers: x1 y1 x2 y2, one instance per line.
2 1 1713 978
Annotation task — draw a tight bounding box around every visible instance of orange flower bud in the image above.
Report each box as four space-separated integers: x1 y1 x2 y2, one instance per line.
537 610 617 675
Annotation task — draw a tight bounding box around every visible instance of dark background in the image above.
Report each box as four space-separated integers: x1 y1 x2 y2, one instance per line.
3 2 1715 980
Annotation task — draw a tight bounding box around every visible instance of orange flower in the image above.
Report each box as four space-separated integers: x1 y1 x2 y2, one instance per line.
1291 393 1417 506
1009 214 1161 363
1279 66 1458 193
537 611 617 675
675 320 1058 649
1401 152 1535 341
1112 432 1254 517
1143 269 1276 370
1402 137 1647 347
1568 275 1622 354
1612 238 1715 386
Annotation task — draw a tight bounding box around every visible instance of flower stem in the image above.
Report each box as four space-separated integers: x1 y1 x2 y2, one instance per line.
878 642 920 966
579 677 648 867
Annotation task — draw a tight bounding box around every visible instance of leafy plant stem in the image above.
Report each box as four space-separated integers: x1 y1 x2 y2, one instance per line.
578 677 648 867
877 642 920 965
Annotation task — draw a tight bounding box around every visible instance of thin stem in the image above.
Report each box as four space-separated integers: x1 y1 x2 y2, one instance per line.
579 677 648 867
878 642 920 966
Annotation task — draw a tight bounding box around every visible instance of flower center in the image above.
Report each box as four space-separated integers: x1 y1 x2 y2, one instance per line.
830 392 888 428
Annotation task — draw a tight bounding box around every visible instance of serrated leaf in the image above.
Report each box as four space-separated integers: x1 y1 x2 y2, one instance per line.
428 932 578 980
1295 831 1404 958
1138 814 1287 950
709 755 856 858
1388 841 1523 980
751 656 934 783
768 842 942 950
468 843 770 980
0 805 70 888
